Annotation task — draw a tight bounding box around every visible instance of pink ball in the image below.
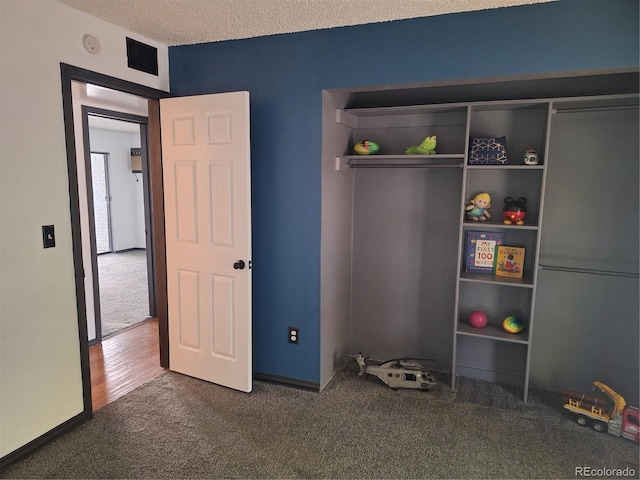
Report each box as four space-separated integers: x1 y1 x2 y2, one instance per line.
469 310 488 328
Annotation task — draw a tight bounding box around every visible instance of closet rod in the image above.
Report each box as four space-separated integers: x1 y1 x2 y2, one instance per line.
348 163 463 169
538 264 639 279
552 105 638 114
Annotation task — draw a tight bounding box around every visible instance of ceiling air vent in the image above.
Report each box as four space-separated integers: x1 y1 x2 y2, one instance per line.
126 37 158 76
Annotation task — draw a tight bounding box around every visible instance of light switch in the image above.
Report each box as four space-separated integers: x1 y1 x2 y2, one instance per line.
42 225 55 248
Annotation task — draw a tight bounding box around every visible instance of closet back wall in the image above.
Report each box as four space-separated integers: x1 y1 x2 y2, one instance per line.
351 168 462 372
168 0 639 387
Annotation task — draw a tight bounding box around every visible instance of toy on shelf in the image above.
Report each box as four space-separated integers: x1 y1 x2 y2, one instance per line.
351 353 436 390
502 315 525 333
354 140 380 155
502 196 527 225
562 382 639 443
404 135 436 155
468 310 488 328
465 192 492 222
523 148 539 165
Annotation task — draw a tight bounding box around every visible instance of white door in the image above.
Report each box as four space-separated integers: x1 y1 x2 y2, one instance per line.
160 91 252 392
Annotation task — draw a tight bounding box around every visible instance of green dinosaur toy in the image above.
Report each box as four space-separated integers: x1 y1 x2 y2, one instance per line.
405 135 437 155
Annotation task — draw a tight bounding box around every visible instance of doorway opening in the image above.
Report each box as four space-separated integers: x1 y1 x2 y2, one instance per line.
83 111 155 342
61 63 170 416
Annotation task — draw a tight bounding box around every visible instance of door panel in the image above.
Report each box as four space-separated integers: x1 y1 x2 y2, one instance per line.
211 274 235 357
161 92 252 392
177 269 200 350
174 161 198 243
210 164 234 246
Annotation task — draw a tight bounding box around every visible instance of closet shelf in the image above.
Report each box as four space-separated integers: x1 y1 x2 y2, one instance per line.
466 164 545 170
341 154 465 169
459 272 535 288
456 322 530 345
462 221 540 231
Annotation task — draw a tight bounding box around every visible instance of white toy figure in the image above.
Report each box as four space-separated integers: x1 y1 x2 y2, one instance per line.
523 148 539 165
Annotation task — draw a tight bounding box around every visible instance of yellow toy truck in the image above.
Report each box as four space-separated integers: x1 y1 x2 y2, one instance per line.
561 381 639 443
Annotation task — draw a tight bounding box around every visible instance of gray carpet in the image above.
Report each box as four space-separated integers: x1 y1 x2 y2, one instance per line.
2 367 638 479
97 250 150 338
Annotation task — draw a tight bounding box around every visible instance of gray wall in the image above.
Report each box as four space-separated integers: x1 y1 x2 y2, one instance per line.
350 168 462 373
320 90 354 386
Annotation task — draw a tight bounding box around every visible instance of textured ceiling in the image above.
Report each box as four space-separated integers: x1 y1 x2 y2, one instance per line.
57 0 554 46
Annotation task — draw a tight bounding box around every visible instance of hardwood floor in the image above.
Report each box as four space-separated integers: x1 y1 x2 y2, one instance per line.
89 318 165 411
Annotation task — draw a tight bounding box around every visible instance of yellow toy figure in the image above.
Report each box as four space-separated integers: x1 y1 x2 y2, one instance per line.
466 192 492 221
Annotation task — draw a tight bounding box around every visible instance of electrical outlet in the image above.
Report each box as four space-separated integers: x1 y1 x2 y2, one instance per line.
288 327 299 344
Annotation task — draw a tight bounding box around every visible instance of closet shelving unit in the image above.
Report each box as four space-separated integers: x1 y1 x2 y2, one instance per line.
336 99 550 402
453 101 552 403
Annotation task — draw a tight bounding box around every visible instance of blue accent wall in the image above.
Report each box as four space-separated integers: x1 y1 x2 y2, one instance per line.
169 0 639 383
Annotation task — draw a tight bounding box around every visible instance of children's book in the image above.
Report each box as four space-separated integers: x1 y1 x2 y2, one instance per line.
465 231 505 273
493 246 526 278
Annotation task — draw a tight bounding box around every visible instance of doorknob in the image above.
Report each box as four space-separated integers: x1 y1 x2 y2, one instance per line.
233 260 246 270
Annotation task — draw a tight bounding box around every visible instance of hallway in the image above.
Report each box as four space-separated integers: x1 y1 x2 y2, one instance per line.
97 249 150 338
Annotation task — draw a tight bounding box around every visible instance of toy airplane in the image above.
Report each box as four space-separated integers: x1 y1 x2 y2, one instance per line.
352 353 436 390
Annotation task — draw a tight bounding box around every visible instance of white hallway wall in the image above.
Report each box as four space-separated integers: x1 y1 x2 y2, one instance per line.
0 0 168 457
89 128 145 252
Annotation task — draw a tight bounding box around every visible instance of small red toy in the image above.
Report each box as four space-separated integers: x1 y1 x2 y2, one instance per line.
502 196 527 225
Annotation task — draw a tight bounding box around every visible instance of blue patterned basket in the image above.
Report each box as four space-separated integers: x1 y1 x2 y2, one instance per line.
468 137 507 165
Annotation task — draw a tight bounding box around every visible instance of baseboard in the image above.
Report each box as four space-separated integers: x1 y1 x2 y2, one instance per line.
455 365 524 386
0 412 88 471
254 372 320 392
